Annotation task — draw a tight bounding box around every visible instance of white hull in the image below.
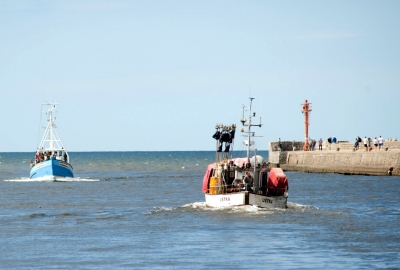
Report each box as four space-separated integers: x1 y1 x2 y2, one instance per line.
205 192 246 207
205 192 287 208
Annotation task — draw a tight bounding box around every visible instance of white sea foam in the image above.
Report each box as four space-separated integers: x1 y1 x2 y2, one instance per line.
146 206 174 215
287 201 319 210
4 176 100 182
181 202 280 214
148 202 315 215
182 202 207 209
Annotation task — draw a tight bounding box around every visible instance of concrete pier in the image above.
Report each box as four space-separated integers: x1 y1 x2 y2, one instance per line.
268 140 400 176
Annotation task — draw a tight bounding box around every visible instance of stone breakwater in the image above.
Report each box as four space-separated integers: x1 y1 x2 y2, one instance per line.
268 141 400 176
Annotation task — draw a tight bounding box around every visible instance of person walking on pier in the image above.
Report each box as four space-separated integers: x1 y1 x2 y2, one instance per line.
318 138 323 151
363 137 368 151
367 138 372 151
354 137 359 151
279 138 282 151
373 137 378 150
378 136 384 150
312 139 316 151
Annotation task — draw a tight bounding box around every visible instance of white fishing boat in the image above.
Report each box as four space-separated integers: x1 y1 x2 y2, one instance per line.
29 102 73 179
202 98 289 208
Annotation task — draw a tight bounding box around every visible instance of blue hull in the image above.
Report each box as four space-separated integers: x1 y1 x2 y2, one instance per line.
30 159 74 179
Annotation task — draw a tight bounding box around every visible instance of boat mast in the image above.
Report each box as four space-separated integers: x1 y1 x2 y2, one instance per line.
241 98 262 163
247 98 253 161
48 105 54 150
38 102 65 152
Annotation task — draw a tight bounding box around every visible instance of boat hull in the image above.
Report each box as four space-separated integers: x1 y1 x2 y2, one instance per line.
205 192 288 208
249 193 288 208
30 159 74 179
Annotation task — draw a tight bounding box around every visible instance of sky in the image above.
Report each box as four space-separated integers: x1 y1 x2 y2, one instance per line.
1 0 399 152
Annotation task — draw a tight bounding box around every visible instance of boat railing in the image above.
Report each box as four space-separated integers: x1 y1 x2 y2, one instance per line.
208 183 288 196
31 155 72 168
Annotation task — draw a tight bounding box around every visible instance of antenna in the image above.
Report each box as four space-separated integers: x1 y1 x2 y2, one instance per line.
241 97 262 162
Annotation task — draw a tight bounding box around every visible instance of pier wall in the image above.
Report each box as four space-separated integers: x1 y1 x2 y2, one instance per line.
268 141 400 176
269 140 400 153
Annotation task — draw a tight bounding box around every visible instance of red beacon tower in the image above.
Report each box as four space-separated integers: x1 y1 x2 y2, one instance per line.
301 99 312 151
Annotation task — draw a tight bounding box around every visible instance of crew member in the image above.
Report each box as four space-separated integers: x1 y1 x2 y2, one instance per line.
243 172 253 192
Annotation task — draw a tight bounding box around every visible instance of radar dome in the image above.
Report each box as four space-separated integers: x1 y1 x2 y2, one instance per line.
250 155 264 166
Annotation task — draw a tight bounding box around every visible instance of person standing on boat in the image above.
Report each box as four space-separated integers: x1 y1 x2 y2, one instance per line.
63 152 68 162
244 172 253 192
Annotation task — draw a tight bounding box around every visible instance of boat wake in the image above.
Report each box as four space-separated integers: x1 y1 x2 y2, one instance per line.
146 201 318 216
287 202 319 211
4 176 100 182
181 201 318 213
147 203 279 215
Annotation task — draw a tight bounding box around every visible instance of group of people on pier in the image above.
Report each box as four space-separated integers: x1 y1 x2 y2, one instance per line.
306 138 324 151
354 136 384 151
279 136 386 152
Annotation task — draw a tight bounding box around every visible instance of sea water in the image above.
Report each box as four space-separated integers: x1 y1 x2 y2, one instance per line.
0 151 399 269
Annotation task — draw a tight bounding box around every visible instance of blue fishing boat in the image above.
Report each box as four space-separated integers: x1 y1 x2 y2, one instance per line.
30 102 73 179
